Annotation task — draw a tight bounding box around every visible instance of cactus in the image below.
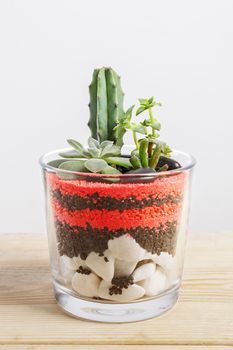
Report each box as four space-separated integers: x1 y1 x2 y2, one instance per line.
88 67 125 145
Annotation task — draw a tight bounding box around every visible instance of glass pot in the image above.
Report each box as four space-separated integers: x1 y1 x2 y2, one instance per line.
39 147 195 322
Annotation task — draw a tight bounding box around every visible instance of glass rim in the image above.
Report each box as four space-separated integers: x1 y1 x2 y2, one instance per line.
39 147 196 178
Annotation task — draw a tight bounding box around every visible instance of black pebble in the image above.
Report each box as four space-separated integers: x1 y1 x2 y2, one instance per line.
126 167 157 175
156 156 181 170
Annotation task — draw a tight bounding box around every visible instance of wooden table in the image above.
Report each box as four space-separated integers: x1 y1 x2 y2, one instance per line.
0 232 232 350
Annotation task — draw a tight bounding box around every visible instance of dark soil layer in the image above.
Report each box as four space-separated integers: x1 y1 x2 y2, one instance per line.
55 219 178 259
52 189 182 212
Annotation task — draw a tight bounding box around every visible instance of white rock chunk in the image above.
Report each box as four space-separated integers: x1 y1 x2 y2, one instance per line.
133 262 156 282
72 271 100 298
73 256 87 268
138 267 166 296
152 252 174 270
144 252 174 271
114 259 137 277
108 235 146 262
85 250 114 282
60 255 77 283
60 255 88 284
98 280 145 302
60 255 77 270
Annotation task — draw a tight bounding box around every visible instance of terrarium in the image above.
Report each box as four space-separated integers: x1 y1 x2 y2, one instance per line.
40 67 195 322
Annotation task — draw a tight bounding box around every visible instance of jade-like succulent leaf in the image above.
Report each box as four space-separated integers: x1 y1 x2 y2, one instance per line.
85 158 108 173
101 145 121 157
47 159 68 168
88 137 100 149
105 157 132 168
57 160 87 180
100 142 114 154
58 160 86 172
87 147 101 158
67 139 85 154
101 165 121 174
59 150 85 158
131 149 140 157
100 140 114 149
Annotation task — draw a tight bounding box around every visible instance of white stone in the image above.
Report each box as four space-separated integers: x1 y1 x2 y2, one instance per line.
145 252 174 271
85 250 114 282
73 256 87 269
114 259 137 277
108 235 146 262
60 255 77 271
133 262 156 282
72 271 100 298
60 255 77 283
98 280 145 302
152 252 174 270
138 267 166 296
60 255 88 284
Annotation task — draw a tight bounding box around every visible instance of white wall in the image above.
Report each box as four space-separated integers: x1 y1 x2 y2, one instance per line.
0 0 232 233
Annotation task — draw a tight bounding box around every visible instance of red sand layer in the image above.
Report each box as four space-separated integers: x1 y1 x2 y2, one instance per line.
52 199 181 231
47 172 186 200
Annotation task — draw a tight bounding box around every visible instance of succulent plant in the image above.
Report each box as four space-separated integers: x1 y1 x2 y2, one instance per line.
48 67 181 178
88 67 125 145
114 96 173 172
57 137 131 176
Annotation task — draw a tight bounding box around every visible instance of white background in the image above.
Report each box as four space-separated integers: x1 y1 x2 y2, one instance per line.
0 0 232 234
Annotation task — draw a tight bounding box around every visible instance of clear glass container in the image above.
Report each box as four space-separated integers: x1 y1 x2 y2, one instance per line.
39 147 195 322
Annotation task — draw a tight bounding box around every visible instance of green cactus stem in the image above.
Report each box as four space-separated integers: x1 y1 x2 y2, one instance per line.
88 67 125 144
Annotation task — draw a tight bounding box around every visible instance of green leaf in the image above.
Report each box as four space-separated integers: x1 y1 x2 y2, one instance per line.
82 150 92 158
147 136 158 144
100 142 114 155
67 139 85 153
139 98 149 105
125 105 135 118
162 144 172 157
129 123 147 134
119 105 135 122
141 118 161 130
105 156 132 168
88 137 100 149
101 165 121 174
151 121 161 130
136 106 146 115
149 145 162 169
148 96 154 104
87 147 101 158
139 139 149 167
85 159 108 173
130 155 141 169
131 149 140 157
58 160 86 171
101 145 121 157
59 150 85 158
100 140 113 149
158 164 169 172
57 160 87 179
47 159 68 168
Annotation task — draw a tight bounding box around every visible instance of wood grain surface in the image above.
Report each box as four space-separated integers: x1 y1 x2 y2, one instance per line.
0 232 232 349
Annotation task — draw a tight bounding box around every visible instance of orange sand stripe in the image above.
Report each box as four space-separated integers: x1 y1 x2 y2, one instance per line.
47 172 186 200
52 199 181 231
